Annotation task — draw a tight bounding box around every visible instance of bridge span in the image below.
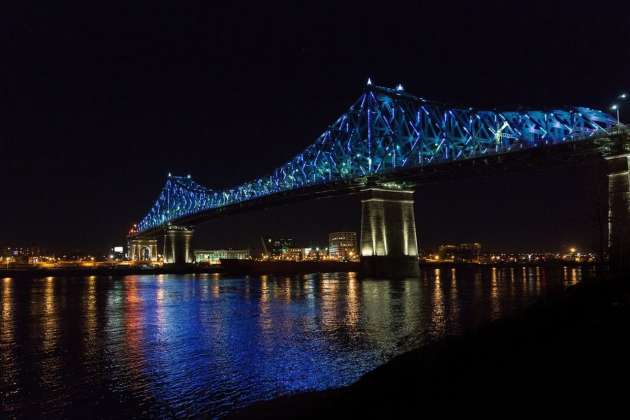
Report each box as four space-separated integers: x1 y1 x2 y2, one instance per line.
129 83 630 274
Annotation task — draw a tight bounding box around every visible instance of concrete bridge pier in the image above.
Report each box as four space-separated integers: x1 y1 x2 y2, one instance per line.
163 225 194 265
607 154 630 272
360 187 420 277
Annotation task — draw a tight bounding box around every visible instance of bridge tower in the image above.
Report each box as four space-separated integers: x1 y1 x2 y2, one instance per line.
163 225 194 265
360 186 420 277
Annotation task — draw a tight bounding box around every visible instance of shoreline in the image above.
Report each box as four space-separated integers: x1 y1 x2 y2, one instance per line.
0 266 221 279
230 273 630 418
0 260 595 279
0 261 359 279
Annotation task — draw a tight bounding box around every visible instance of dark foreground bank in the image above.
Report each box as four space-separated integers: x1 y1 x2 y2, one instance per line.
231 274 630 418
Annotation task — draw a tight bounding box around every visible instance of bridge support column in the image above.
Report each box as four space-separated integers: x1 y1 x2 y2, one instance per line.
607 154 630 272
163 226 194 265
360 187 420 277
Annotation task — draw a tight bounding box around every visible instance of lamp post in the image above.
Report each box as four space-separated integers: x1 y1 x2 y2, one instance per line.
611 104 620 125
612 93 628 125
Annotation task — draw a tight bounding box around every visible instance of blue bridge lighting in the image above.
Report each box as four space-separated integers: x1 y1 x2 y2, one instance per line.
136 84 616 233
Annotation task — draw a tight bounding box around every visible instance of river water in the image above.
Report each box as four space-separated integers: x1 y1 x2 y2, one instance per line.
0 266 587 418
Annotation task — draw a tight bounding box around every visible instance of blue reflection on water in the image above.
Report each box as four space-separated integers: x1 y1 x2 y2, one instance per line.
0 267 580 417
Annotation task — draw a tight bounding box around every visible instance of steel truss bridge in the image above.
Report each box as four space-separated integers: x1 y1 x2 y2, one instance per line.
133 83 616 237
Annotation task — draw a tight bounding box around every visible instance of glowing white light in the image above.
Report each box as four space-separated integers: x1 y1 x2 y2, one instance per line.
367 78 372 85
396 83 404 91
620 93 627 99
611 104 618 110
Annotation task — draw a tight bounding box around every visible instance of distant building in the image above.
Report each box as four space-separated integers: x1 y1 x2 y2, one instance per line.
194 249 250 264
284 247 303 261
329 232 358 260
438 243 481 263
261 237 295 258
109 245 126 260
2 245 40 264
303 247 328 260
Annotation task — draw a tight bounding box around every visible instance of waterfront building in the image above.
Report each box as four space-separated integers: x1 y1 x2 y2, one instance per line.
1 244 40 264
438 243 481 263
261 237 295 258
329 232 358 261
303 247 328 260
284 247 303 261
194 249 250 264
109 245 125 260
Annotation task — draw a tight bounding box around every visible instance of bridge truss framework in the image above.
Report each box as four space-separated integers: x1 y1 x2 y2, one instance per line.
135 84 616 235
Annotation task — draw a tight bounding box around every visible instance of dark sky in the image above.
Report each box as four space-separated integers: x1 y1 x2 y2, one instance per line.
2 1 629 254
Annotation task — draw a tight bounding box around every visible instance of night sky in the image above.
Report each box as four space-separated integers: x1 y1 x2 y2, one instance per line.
3 2 629 254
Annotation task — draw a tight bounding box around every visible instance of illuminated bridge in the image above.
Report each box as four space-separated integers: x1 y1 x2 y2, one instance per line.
130 82 630 274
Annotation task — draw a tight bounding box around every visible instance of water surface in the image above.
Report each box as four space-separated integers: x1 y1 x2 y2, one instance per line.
0 266 586 417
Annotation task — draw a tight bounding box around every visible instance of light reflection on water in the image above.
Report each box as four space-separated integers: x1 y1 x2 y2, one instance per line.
0 266 586 417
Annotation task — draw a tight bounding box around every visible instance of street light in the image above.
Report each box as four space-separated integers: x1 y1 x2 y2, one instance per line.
611 104 620 125
612 93 628 125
